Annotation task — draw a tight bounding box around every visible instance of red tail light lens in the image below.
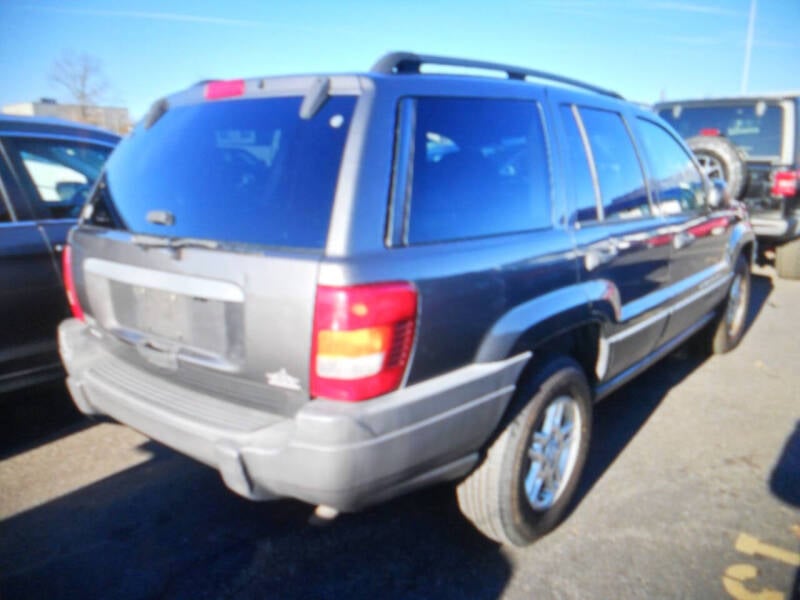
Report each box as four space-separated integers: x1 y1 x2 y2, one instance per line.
311 283 418 401
204 79 245 100
62 245 84 321
772 170 798 198
699 128 721 137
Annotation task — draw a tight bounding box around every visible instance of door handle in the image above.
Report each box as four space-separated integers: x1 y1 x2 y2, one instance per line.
584 240 619 271
673 231 695 250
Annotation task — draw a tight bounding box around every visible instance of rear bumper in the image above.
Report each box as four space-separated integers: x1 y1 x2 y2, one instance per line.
750 214 798 242
59 319 529 511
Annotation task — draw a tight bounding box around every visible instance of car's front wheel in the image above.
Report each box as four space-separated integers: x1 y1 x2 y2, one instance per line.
456 357 592 546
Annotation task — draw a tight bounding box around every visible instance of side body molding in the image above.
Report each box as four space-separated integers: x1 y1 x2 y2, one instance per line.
475 280 621 363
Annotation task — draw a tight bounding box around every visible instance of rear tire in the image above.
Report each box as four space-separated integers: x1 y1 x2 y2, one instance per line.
687 135 747 200
775 238 800 280
456 357 592 546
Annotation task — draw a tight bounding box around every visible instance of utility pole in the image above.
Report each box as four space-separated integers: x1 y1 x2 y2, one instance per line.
740 0 757 94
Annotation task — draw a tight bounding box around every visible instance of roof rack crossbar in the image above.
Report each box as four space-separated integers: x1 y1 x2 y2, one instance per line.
371 52 623 100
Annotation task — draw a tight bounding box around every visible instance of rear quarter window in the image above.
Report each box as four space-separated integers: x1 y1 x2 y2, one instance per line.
404 97 551 244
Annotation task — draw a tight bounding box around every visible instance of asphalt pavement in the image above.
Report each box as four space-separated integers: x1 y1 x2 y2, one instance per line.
1 266 798 600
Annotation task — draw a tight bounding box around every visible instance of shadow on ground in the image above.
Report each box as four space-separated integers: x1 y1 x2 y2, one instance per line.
0 274 775 600
0 380 89 460
0 444 508 600
573 272 773 513
770 420 800 600
771 421 800 509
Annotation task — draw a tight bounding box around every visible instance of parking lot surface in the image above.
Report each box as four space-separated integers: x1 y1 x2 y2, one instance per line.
1 266 798 600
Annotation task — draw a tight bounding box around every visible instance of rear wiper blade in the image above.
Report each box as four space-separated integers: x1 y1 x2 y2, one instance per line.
132 233 220 250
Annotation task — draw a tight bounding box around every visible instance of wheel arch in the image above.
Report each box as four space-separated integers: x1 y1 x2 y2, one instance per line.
475 280 620 393
728 219 757 267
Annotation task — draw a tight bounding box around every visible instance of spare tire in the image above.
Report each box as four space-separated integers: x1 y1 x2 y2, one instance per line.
686 135 747 200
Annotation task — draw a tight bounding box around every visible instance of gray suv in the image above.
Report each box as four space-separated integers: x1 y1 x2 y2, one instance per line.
59 53 755 546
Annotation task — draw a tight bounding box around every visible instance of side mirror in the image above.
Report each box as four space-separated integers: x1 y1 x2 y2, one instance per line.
55 181 91 205
708 178 730 209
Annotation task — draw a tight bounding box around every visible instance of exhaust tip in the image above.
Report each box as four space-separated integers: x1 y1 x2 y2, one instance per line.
308 504 339 526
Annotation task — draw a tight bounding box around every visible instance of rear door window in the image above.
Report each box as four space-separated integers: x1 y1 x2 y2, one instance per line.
636 118 706 214
94 95 356 249
577 107 651 221
405 97 551 244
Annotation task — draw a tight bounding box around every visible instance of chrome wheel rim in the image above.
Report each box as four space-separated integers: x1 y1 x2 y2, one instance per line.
524 395 582 511
726 272 748 338
696 152 725 181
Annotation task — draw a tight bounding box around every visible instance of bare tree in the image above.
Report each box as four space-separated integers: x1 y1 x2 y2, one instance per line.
49 51 110 119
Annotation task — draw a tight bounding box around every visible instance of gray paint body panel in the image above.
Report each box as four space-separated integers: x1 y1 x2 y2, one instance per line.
72 228 320 407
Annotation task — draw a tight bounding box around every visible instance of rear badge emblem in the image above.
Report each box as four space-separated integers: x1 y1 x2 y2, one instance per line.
266 368 302 391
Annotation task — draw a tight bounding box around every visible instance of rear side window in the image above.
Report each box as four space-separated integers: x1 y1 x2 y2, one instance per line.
95 95 356 248
578 108 651 221
636 118 705 214
406 97 551 244
3 138 111 220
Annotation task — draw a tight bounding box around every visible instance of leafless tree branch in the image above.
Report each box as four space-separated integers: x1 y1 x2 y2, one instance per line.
49 51 110 118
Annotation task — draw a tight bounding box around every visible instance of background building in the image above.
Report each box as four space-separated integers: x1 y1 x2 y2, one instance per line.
2 99 131 134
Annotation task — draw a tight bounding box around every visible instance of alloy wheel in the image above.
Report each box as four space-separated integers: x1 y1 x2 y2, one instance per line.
524 395 583 511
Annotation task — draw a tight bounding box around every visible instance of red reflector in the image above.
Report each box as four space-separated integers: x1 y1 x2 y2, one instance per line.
688 216 731 238
204 79 245 100
772 170 798 198
311 283 417 402
699 128 721 137
62 245 84 321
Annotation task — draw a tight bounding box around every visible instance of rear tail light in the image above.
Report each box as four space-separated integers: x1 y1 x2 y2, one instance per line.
699 128 721 136
204 79 245 100
772 170 798 198
311 283 418 401
62 245 84 321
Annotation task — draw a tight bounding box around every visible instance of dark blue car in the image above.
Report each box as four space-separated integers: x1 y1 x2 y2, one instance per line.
0 115 118 393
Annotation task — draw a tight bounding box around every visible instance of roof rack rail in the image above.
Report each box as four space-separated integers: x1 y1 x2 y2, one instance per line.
371 52 623 100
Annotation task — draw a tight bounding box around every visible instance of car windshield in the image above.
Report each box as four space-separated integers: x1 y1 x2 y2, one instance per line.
657 103 783 158
93 95 357 249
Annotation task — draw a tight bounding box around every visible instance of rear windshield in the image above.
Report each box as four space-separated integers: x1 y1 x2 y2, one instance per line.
657 103 783 158
93 95 356 248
